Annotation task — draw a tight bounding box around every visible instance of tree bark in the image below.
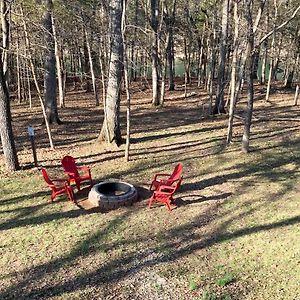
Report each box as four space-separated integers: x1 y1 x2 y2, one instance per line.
242 0 255 153
52 17 65 108
197 23 205 87
227 1 239 143
1 0 9 86
285 53 298 88
166 0 176 91
43 0 61 124
0 41 18 170
99 0 123 145
122 0 131 161
214 0 229 114
16 36 21 103
150 0 161 106
83 31 92 93
85 28 99 106
294 85 299 105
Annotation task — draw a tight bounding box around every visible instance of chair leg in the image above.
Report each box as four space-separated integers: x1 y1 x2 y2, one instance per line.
51 192 55 202
148 194 154 209
76 180 81 191
165 200 172 211
67 186 74 202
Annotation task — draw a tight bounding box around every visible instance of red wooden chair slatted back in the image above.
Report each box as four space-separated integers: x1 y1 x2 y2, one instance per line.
169 163 183 182
41 168 74 202
61 156 79 177
61 155 92 191
150 163 183 191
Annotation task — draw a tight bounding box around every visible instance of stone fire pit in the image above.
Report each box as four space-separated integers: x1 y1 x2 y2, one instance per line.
88 180 138 210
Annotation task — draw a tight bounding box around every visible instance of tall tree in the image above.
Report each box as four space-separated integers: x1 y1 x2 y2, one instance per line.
99 0 123 145
0 58 19 171
166 0 177 91
242 0 255 153
43 0 61 124
150 0 161 106
1 0 9 85
213 0 229 114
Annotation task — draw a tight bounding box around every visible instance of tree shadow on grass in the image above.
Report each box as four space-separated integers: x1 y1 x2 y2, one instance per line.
0 206 85 231
1 144 300 298
131 124 225 144
0 191 49 207
174 192 232 207
1 204 299 299
2 127 300 298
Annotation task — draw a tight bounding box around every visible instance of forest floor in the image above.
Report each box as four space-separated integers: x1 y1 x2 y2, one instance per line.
0 81 300 300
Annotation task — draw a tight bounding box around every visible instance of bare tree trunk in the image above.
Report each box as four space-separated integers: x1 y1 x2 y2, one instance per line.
184 38 188 98
242 0 255 153
122 0 131 161
52 17 65 108
130 0 138 82
99 0 123 145
227 1 239 143
166 0 176 91
285 53 298 88
98 40 106 105
197 23 205 87
160 60 167 104
43 0 61 124
21 4 54 149
260 41 267 84
294 85 299 105
16 37 21 103
1 0 9 86
214 0 229 114
0 63 19 170
150 0 161 106
26 59 32 109
83 31 91 93
85 28 99 106
21 59 26 102
265 1 277 102
207 22 216 114
0 6 18 171
167 34 175 91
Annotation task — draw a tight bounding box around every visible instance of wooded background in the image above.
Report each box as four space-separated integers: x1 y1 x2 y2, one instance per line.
0 0 299 171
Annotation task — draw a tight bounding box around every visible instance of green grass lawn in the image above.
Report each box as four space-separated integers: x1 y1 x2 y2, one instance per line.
1 88 300 299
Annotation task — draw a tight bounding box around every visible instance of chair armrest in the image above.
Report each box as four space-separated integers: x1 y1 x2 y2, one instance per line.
78 166 91 175
156 184 176 193
78 166 90 171
153 173 171 181
49 182 69 188
63 171 76 178
157 177 182 192
52 178 68 183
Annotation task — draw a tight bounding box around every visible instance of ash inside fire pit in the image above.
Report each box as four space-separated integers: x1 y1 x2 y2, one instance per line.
88 180 138 210
97 182 131 196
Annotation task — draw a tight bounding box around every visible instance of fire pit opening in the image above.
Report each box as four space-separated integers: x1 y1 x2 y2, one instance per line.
97 182 131 196
88 180 138 211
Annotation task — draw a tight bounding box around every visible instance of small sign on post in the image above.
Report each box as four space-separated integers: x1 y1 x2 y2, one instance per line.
28 126 38 167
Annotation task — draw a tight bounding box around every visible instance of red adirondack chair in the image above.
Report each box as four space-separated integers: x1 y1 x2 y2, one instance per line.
41 168 74 202
61 155 92 191
150 163 183 191
148 177 182 211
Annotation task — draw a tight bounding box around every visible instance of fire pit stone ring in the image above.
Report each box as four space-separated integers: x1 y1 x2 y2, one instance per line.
88 179 138 210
